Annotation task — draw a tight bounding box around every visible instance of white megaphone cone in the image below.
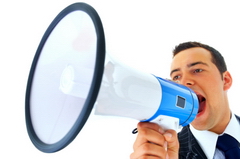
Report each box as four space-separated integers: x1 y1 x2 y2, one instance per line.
94 54 198 131
94 54 163 121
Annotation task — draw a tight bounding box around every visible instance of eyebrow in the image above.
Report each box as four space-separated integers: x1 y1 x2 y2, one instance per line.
170 61 209 76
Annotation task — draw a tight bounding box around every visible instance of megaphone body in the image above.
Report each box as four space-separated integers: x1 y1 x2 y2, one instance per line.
25 2 198 153
97 56 199 130
59 51 199 130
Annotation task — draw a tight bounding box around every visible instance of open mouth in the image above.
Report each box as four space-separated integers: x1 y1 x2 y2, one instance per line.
197 94 206 114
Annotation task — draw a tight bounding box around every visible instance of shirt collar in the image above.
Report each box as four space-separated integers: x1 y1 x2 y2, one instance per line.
190 113 240 159
223 114 240 141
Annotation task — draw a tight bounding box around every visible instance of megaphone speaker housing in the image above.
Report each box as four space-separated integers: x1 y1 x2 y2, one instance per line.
25 2 199 153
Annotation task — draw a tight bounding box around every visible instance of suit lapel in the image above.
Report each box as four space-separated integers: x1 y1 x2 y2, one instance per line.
178 126 207 159
178 115 240 158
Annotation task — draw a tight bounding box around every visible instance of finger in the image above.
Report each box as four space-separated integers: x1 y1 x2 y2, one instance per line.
130 153 165 159
130 142 167 159
138 122 163 133
137 122 167 135
133 123 165 150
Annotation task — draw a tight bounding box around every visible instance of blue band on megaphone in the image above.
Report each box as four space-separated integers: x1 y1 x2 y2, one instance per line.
142 76 199 127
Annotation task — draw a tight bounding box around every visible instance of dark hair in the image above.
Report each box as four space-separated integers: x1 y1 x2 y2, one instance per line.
173 41 227 74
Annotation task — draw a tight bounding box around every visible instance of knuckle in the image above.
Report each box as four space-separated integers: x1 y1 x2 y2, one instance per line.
139 128 149 137
129 152 135 159
142 143 152 152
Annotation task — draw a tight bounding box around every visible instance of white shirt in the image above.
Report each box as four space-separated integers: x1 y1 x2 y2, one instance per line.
190 114 240 159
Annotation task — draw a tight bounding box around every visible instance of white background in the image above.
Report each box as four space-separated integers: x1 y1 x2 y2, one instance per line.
1 0 240 158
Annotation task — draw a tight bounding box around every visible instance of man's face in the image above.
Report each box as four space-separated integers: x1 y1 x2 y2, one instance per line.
170 47 232 133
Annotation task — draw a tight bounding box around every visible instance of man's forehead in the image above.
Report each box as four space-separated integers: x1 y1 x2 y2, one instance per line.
170 48 212 73
170 61 209 76
171 47 211 63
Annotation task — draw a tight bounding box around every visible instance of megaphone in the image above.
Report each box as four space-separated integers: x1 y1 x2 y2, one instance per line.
25 2 198 153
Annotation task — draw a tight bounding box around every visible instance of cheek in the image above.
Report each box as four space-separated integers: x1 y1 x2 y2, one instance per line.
203 75 224 91
198 79 223 102
204 84 224 108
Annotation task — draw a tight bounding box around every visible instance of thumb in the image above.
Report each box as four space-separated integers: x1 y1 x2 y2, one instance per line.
163 130 179 157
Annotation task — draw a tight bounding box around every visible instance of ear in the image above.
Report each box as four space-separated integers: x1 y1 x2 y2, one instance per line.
223 71 232 91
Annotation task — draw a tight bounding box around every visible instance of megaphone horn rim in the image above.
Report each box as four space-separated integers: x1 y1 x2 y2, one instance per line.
25 2 105 153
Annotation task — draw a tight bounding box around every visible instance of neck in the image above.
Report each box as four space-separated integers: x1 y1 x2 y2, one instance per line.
210 111 231 134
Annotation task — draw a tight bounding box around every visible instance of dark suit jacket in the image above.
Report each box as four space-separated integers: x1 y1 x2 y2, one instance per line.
178 115 240 159
178 125 207 159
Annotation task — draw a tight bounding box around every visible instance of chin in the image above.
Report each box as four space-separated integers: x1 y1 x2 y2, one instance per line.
190 114 209 130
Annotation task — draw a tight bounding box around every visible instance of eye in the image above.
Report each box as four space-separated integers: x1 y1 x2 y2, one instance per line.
172 75 181 81
193 69 203 73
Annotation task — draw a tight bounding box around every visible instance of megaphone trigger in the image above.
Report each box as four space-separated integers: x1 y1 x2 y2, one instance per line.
131 115 181 135
150 115 181 131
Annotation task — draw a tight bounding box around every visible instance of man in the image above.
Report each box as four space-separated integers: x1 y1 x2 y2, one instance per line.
130 42 240 159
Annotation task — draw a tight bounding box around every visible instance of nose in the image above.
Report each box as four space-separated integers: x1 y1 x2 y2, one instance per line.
179 75 194 87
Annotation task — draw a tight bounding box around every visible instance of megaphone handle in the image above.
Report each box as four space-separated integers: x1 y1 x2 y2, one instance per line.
131 115 181 134
150 115 181 132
